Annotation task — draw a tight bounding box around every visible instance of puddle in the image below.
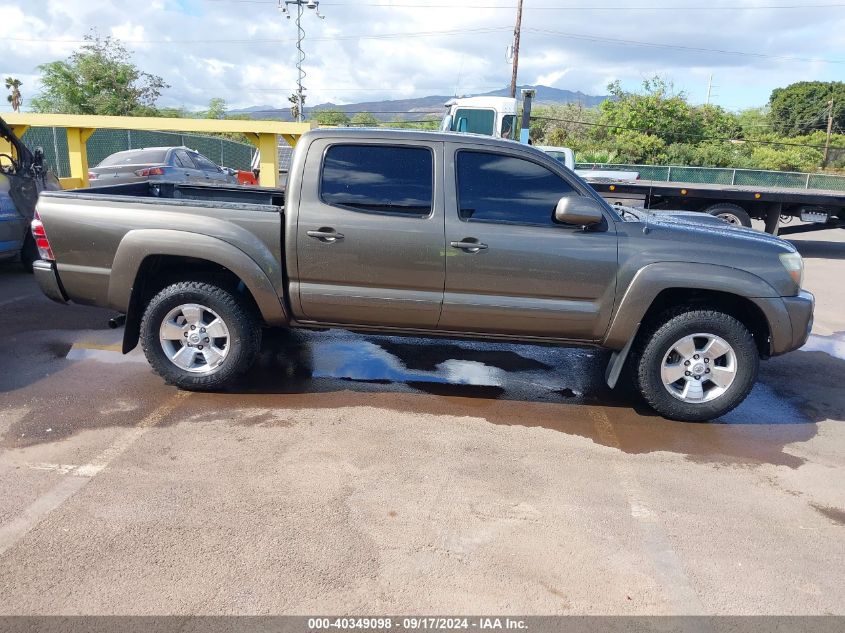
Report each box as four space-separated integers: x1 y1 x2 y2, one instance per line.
11 327 825 467
215 329 819 468
241 330 593 403
800 332 845 361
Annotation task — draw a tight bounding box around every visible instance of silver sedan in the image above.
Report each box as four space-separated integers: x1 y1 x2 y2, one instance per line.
88 147 237 186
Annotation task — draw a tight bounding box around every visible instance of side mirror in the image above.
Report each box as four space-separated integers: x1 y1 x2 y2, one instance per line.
554 196 605 227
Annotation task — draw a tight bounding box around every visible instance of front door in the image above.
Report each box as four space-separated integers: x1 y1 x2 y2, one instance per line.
294 139 445 328
439 146 618 341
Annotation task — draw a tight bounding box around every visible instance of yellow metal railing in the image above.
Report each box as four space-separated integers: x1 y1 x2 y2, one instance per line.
0 113 312 189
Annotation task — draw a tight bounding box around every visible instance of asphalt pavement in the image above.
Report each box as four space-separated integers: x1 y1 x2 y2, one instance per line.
0 225 843 615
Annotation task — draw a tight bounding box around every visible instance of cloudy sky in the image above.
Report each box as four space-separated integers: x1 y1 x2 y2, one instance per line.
1 0 844 114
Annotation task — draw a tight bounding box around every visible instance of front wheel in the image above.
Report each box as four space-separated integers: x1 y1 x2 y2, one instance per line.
140 281 261 390
633 310 759 421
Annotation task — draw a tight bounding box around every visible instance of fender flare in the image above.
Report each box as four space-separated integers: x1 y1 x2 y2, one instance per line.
108 230 289 352
602 262 785 387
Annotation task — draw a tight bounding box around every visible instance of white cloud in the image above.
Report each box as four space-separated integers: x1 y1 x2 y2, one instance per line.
1 0 844 113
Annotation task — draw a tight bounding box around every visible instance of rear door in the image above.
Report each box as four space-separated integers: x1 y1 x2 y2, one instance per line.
293 139 445 328
439 145 618 341
192 152 229 182
172 149 201 182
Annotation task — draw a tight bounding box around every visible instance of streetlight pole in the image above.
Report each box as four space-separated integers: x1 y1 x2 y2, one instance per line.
280 0 325 123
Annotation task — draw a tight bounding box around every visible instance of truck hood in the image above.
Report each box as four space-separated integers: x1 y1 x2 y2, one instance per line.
615 205 801 297
618 206 795 253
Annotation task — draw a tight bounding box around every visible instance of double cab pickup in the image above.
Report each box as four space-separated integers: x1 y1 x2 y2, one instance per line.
31 129 814 421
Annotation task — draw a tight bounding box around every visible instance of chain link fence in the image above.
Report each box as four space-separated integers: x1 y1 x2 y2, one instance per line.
575 163 845 192
20 127 255 179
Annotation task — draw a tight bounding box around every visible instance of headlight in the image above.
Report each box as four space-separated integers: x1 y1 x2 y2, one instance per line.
779 252 804 288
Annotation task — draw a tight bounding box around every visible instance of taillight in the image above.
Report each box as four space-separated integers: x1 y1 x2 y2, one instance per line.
134 167 165 177
31 211 55 261
88 171 98 180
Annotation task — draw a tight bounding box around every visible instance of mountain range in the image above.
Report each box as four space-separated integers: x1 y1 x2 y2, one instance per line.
231 84 608 121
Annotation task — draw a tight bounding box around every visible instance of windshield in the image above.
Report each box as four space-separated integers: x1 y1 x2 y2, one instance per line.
97 149 168 167
451 108 495 135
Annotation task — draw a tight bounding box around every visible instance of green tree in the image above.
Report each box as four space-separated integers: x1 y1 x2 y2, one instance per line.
311 109 350 126
5 77 22 112
205 97 227 119
597 77 739 146
31 32 168 115
350 111 379 127
735 106 772 138
769 81 845 136
529 103 597 149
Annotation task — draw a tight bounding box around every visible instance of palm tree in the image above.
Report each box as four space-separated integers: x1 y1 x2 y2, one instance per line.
5 77 22 112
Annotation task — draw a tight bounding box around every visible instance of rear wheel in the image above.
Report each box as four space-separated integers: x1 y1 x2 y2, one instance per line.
633 309 759 421
140 281 261 390
703 203 752 228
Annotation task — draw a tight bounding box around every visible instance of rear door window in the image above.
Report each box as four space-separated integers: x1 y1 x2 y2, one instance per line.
174 150 195 168
192 153 221 172
320 144 433 216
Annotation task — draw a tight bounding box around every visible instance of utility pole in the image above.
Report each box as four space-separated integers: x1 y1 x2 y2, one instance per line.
823 99 834 168
280 0 325 123
509 0 524 99
705 74 713 105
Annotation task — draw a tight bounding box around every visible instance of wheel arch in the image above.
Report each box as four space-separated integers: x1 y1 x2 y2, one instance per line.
604 263 783 356
109 230 288 353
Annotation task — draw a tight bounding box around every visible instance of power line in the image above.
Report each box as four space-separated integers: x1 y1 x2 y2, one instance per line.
5 26 511 45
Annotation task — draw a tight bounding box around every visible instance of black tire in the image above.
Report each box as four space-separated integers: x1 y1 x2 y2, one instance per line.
140 281 261 391
703 203 752 228
20 235 38 272
632 309 759 422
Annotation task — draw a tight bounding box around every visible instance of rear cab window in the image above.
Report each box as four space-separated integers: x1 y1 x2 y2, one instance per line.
320 144 433 217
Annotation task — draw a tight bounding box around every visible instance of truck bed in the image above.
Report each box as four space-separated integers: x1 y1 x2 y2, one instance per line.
59 181 286 210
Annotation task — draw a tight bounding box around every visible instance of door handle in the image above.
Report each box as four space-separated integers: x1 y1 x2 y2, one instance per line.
307 228 345 243
450 238 488 253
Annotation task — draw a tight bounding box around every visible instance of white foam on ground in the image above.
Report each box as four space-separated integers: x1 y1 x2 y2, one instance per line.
65 347 148 364
800 333 845 361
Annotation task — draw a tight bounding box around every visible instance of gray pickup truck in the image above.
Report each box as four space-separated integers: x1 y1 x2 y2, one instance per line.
32 128 813 421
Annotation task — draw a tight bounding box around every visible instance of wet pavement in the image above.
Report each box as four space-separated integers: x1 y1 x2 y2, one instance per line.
0 226 843 614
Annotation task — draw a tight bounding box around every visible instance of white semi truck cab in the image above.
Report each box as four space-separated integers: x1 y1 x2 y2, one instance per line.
440 96 518 141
